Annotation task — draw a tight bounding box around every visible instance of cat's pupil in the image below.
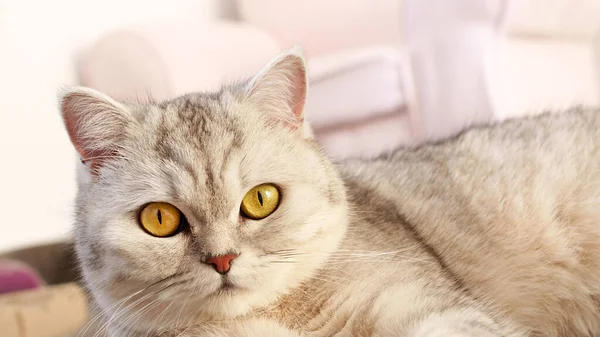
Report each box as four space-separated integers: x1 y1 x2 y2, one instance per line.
257 191 263 206
157 209 162 224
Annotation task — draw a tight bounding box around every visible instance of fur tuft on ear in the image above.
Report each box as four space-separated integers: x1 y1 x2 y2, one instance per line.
58 86 131 173
245 46 308 130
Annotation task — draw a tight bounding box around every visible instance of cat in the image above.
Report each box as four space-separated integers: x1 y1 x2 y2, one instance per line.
59 47 600 337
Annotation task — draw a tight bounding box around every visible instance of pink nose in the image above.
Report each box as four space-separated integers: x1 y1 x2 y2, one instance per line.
204 253 238 274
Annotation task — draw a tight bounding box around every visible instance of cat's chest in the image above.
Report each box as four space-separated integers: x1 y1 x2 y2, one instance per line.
260 272 375 335
260 255 438 336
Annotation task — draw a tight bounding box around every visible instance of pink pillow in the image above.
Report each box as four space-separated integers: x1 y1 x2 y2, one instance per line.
0 260 43 294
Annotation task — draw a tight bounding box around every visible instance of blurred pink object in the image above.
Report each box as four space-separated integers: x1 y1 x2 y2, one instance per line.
0 260 43 294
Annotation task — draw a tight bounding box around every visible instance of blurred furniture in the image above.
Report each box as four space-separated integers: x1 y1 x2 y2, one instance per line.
78 0 600 159
79 0 410 159
406 0 600 142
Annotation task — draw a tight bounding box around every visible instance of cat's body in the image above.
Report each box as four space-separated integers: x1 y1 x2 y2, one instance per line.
257 109 600 337
60 49 600 337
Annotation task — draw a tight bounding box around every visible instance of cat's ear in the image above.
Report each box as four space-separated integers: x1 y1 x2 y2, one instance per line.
59 86 131 173
245 47 309 132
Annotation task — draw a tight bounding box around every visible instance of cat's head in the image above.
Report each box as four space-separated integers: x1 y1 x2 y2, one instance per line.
59 48 348 334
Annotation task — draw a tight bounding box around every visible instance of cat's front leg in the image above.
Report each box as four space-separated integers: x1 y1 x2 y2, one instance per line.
405 309 526 337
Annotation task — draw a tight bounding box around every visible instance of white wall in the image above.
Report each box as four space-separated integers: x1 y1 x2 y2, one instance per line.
0 0 217 252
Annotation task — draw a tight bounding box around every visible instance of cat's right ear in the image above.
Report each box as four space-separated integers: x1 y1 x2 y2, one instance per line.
58 86 130 173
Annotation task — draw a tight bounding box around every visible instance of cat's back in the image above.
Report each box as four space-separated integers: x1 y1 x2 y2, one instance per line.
343 107 599 191
340 107 600 336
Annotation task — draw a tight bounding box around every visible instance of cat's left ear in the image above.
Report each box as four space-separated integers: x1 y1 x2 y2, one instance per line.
245 47 310 135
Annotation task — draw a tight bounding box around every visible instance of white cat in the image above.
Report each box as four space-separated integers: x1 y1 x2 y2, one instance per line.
61 48 600 337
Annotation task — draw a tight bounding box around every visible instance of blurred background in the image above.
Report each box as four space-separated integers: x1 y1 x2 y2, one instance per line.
1 0 600 253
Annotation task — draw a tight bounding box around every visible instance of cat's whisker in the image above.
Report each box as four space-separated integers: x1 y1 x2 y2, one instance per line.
130 298 165 331
335 245 420 252
94 292 155 337
173 322 197 337
173 297 195 337
271 252 434 267
109 276 182 313
155 278 194 295
114 297 162 337
274 248 419 260
88 274 189 337
79 286 152 337
264 249 298 255
149 292 187 334
324 257 433 265
324 254 428 262
132 280 196 329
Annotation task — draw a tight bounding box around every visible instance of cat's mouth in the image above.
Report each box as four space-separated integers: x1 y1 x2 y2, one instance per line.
216 278 244 294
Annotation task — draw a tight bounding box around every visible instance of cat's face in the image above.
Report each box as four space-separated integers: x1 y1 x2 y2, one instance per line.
61 49 348 334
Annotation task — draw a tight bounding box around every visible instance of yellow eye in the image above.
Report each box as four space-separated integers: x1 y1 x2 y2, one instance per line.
240 184 280 220
139 202 182 237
